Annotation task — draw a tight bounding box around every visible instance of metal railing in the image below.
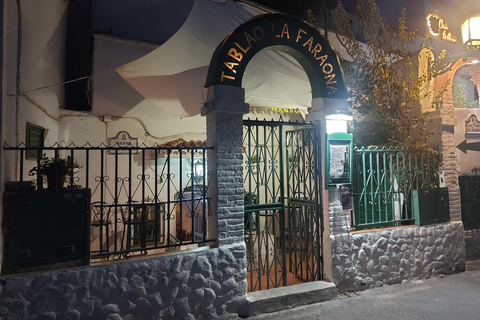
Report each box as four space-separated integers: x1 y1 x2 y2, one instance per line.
4 142 215 260
352 147 442 230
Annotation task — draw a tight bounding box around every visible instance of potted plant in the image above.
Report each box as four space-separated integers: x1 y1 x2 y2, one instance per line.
29 153 82 190
248 154 262 173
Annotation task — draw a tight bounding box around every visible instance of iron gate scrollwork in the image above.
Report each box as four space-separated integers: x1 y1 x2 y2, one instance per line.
243 119 323 292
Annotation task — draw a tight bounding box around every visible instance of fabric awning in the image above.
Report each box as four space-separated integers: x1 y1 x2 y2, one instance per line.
114 0 312 117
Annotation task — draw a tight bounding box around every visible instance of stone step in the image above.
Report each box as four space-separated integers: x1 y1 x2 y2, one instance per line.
238 281 337 318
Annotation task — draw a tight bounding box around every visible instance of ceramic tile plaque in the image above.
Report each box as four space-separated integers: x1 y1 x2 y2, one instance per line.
108 131 138 154
465 114 480 134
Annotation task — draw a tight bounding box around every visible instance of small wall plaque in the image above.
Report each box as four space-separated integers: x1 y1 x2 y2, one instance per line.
465 114 480 134
108 131 138 154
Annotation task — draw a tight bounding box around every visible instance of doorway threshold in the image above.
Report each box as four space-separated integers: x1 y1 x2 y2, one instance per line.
238 281 337 318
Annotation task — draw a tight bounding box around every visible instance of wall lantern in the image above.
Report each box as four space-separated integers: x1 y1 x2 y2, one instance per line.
193 159 204 181
306 98 352 134
461 17 480 50
325 114 353 134
324 99 353 134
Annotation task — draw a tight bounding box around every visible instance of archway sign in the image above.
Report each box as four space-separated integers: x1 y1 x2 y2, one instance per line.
205 13 347 100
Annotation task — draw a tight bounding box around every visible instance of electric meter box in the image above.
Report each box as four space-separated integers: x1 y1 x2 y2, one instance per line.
412 188 450 226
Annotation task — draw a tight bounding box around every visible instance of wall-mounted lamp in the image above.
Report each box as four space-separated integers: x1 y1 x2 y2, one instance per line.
461 17 480 50
193 159 204 181
306 98 353 134
324 99 353 134
325 114 353 134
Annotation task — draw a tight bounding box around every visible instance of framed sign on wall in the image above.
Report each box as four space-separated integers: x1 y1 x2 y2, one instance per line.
325 132 353 187
108 131 138 154
26 123 47 160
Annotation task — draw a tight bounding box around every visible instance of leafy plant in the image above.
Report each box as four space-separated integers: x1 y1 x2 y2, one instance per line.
330 0 447 149
453 83 479 109
472 166 480 175
250 154 262 164
29 153 82 177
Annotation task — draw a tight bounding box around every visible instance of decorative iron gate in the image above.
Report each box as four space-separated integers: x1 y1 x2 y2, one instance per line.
243 119 323 292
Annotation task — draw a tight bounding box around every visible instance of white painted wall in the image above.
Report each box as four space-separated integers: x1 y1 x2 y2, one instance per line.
1 0 68 273
3 0 68 183
2 1 209 191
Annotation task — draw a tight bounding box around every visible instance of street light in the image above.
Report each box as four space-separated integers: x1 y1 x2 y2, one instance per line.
461 17 480 50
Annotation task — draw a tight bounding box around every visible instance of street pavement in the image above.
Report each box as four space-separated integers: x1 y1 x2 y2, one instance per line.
248 261 480 320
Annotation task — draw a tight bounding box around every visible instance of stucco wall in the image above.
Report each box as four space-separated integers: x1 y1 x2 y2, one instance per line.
3 0 67 182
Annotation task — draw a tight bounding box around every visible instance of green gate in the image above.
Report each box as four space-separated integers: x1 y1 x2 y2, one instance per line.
243 119 323 292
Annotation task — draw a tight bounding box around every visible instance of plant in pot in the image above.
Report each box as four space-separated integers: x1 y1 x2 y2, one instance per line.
29 153 82 190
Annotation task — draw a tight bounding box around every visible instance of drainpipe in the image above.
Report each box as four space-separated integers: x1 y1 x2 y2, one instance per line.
322 0 328 40
14 0 22 179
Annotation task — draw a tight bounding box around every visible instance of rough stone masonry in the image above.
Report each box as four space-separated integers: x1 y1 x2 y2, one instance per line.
331 216 466 292
0 245 247 319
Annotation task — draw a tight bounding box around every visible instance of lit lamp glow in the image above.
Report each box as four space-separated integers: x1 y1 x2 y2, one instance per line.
193 160 204 180
325 114 353 134
461 17 480 50
322 99 353 134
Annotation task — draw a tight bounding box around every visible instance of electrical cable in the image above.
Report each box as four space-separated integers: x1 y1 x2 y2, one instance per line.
7 68 117 97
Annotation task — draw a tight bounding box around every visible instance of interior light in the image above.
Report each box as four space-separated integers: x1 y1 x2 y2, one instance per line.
193 160 204 181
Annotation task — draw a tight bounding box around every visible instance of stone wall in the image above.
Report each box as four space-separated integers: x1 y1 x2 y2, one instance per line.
331 219 466 292
0 245 246 320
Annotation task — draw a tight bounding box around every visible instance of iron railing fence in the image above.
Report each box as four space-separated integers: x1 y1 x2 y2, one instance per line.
352 147 442 230
4 142 214 260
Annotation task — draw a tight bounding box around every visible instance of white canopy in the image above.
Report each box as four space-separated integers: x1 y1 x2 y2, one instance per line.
94 0 349 119
113 0 316 117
